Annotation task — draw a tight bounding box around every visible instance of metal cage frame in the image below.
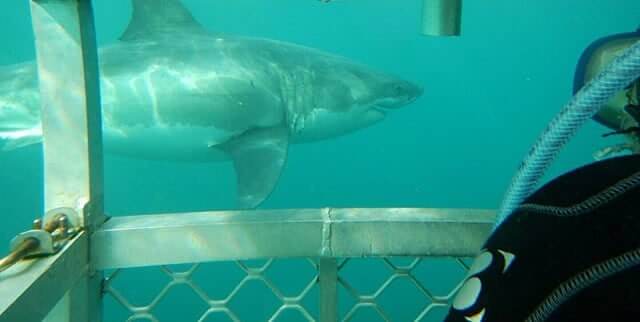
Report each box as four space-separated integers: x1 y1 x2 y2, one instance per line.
0 1 494 321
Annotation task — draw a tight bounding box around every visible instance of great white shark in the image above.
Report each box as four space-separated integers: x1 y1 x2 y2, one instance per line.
0 0 423 208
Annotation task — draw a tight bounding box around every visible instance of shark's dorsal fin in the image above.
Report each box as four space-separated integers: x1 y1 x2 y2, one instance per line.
120 0 208 41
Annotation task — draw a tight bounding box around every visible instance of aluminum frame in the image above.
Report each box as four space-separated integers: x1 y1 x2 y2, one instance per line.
91 208 495 270
0 233 88 322
0 0 104 321
0 1 496 322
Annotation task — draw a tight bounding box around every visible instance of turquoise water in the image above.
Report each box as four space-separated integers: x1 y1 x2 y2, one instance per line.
0 0 638 321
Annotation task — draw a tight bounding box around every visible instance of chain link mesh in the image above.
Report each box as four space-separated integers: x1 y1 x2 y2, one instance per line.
103 257 470 322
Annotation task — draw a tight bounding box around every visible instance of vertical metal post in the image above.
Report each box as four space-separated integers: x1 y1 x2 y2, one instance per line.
29 0 105 321
41 258 102 322
30 0 105 228
319 258 338 322
421 0 462 36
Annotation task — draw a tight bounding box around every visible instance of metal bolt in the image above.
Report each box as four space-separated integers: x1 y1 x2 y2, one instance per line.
32 218 42 230
58 215 68 229
50 230 61 240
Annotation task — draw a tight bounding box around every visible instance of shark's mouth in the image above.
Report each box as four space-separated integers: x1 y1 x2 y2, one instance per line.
371 97 414 111
372 82 424 109
373 98 404 109
372 91 421 110
372 105 391 115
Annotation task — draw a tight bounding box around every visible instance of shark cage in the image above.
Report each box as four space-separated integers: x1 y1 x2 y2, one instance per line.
0 1 495 321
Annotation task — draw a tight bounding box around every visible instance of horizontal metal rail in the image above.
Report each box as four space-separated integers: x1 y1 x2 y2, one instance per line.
0 233 88 322
92 208 495 270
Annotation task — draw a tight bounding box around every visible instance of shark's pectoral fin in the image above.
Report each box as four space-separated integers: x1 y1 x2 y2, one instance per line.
219 126 289 209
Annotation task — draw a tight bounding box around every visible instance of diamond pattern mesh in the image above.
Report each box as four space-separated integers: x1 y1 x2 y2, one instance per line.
103 257 470 322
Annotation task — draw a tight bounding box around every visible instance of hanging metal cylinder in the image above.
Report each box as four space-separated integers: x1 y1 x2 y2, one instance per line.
421 0 462 36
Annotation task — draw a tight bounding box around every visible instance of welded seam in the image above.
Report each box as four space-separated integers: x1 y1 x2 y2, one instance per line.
321 207 334 257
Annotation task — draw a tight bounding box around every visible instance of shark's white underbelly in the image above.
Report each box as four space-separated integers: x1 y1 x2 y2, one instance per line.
104 124 235 162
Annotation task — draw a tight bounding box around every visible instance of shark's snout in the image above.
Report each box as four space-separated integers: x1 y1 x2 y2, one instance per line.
399 81 424 104
374 80 424 109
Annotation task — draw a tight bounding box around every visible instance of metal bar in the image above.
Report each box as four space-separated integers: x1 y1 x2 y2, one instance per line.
328 208 492 257
421 0 462 36
318 258 338 322
43 270 103 322
0 233 88 322
42 293 70 322
30 0 105 229
92 208 495 270
28 1 105 321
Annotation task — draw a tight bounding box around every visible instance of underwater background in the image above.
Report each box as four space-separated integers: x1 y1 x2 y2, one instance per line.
0 0 639 321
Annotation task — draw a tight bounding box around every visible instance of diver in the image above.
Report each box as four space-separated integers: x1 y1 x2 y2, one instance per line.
575 26 640 160
444 28 640 322
602 80 640 138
